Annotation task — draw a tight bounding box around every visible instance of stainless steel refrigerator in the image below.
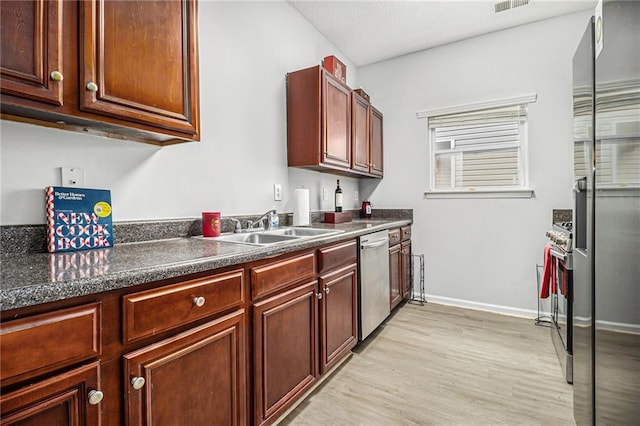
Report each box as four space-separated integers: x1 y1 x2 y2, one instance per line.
572 2 640 424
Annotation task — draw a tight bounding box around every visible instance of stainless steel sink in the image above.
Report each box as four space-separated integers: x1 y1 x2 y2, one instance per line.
263 227 344 237
214 232 299 246
207 227 344 246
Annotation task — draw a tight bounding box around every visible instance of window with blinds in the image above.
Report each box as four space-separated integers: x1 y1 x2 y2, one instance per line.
428 104 528 191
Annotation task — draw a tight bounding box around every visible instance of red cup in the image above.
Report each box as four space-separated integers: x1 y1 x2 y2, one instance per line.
202 212 221 237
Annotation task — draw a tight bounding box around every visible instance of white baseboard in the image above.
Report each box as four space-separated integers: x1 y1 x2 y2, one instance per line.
423 294 540 319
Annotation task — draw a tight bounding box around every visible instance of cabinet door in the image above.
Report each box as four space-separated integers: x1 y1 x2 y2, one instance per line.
401 240 412 299
0 361 102 425
319 263 358 374
389 244 402 309
322 72 351 168
0 0 63 106
253 281 318 425
370 106 384 177
80 0 199 137
124 310 246 426
351 93 370 173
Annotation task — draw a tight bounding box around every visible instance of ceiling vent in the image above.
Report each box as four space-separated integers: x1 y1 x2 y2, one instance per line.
494 0 531 13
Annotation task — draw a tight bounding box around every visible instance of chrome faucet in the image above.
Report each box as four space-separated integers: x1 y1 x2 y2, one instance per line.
232 210 277 233
248 209 277 231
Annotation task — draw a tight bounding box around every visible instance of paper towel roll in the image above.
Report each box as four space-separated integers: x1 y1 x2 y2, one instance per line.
293 188 310 226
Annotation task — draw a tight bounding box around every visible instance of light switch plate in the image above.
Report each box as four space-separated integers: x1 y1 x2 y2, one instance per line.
355 190 359 202
322 188 329 201
60 167 84 187
273 184 282 201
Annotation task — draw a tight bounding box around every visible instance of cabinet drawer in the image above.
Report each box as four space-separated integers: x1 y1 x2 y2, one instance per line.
123 269 244 343
318 240 357 274
401 226 412 242
0 302 101 387
251 252 316 300
388 228 401 246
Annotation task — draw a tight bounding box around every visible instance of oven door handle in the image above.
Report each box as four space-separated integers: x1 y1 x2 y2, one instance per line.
550 248 567 262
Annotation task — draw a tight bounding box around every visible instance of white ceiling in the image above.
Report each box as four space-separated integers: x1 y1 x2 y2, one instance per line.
288 0 596 67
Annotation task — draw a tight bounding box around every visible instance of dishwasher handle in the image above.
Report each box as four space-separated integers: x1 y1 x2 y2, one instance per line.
361 238 389 250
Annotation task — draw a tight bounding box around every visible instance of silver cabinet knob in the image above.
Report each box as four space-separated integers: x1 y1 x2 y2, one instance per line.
193 296 206 307
324 287 330 294
131 376 146 390
87 390 104 405
50 70 64 82
316 292 323 300
86 81 99 92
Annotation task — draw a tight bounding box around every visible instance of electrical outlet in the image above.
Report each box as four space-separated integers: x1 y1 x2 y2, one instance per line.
322 188 329 201
273 184 282 201
60 167 84 187
355 190 359 202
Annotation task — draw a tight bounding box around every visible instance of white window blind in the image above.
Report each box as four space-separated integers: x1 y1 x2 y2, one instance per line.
429 104 528 191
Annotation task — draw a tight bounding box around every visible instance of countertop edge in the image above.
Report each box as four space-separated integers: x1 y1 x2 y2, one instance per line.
1 220 412 311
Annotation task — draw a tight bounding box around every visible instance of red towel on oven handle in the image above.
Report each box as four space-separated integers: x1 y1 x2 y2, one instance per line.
540 243 557 299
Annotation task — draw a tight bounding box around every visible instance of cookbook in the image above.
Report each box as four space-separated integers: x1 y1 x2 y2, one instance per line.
45 186 113 252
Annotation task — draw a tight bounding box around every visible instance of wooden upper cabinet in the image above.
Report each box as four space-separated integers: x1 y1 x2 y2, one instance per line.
322 72 351 168
0 0 200 145
80 0 199 137
370 106 384 177
287 65 383 178
351 92 370 174
0 0 63 106
287 65 351 173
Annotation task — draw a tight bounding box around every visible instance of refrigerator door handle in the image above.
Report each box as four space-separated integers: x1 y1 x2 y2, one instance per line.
574 176 588 192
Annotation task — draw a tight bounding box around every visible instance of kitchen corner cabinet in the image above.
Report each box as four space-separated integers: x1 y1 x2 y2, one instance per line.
0 0 200 145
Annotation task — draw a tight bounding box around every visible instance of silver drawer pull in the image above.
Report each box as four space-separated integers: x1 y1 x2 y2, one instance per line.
193 296 206 307
87 390 104 405
131 376 146 390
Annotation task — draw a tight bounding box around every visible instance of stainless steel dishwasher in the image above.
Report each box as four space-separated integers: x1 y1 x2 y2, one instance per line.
358 229 390 340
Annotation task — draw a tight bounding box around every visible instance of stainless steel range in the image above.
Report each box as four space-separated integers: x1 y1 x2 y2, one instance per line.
545 221 573 384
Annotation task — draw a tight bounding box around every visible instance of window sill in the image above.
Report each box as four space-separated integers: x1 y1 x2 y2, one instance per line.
424 188 535 199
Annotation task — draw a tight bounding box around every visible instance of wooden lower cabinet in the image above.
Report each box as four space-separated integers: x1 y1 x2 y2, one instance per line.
253 281 318 425
389 243 402 309
319 263 358 374
0 361 102 425
123 309 246 426
401 240 412 299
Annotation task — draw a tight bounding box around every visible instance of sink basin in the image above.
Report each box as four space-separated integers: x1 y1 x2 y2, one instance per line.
207 227 344 246
214 232 300 246
264 227 344 237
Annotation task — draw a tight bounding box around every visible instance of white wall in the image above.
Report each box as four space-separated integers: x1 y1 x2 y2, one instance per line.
0 3 598 315
358 10 594 315
0 1 361 225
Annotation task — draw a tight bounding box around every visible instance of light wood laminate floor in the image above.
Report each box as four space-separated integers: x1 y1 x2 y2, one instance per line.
281 302 575 426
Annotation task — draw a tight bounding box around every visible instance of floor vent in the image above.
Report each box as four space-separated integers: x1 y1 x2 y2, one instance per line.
494 0 531 13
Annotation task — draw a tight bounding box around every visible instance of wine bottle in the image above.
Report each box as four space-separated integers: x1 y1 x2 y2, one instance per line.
335 179 343 212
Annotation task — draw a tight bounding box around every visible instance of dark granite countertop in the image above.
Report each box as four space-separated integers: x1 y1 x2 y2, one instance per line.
1 219 411 311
